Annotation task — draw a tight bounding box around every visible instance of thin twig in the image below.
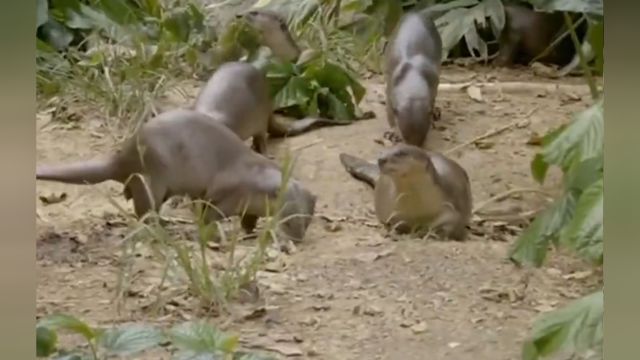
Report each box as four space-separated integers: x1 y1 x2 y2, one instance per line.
472 187 553 214
291 138 323 152
444 107 538 155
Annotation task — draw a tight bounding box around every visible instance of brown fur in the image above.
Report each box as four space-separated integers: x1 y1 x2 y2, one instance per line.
36 109 317 242
339 144 472 241
495 4 586 67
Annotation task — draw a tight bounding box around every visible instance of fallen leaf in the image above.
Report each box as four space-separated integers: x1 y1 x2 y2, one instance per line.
39 192 67 205
411 321 428 334
266 343 304 357
448 342 461 349
563 270 593 280
466 85 483 102
526 132 543 145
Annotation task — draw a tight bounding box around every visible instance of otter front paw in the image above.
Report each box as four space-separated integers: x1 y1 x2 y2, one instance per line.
382 130 403 144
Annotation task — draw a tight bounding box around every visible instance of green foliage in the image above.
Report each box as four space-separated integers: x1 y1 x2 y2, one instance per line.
36 0 217 131
36 314 275 359
510 98 603 267
522 290 603 360
215 9 367 122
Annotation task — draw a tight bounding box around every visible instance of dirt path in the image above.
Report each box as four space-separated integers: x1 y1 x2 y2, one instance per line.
36 66 601 359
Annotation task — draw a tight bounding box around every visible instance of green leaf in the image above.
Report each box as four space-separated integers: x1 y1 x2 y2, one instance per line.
302 60 365 105
163 8 192 43
38 314 96 341
541 98 604 171
525 290 603 359
530 124 568 184
509 193 577 267
37 325 58 357
168 321 239 355
273 76 315 110
96 0 140 25
563 154 602 193
98 324 165 356
38 19 75 51
37 0 49 29
559 178 603 264
528 0 603 16
325 91 352 121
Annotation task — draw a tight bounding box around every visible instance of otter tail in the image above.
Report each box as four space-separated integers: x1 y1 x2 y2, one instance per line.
339 153 380 188
36 157 119 185
268 115 353 138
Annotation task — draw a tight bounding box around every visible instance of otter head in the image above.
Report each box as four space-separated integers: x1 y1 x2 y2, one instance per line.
390 97 432 147
276 180 317 242
240 9 300 62
377 143 435 180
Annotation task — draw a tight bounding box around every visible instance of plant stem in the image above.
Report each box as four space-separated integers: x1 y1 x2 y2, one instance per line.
563 13 599 100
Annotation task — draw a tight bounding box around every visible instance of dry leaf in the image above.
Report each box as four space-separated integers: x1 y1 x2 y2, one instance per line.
466 85 483 102
266 343 304 357
563 270 593 280
411 321 428 334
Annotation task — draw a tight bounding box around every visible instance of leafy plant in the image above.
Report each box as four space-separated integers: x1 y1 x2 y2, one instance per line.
36 0 217 133
522 290 603 360
36 313 165 359
510 1 603 358
215 8 367 122
36 314 276 359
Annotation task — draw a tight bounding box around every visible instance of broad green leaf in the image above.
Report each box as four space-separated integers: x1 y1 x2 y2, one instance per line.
265 60 298 96
38 314 96 341
302 60 365 104
163 8 192 43
541 98 604 171
273 76 315 109
38 19 75 51
435 8 475 58
528 0 603 16
168 321 239 354
37 0 49 29
560 178 603 264
524 290 603 359
325 92 352 121
97 0 140 25
36 326 58 357
530 124 568 184
98 324 165 356
509 193 577 267
364 0 403 36
563 154 602 193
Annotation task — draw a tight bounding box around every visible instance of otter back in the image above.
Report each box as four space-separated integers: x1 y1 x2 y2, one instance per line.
384 12 442 148
194 61 272 153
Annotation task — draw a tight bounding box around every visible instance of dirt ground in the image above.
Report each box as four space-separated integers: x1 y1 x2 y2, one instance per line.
35 65 602 359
